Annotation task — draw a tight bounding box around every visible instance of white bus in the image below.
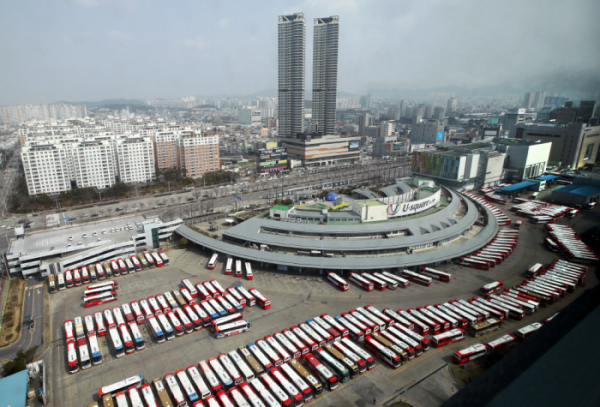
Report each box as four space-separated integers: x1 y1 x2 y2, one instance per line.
181 279 198 298
400 270 432 286
225 258 233 275
245 262 253 280
164 372 189 407
381 271 409 288
209 356 233 389
176 368 199 404
208 254 219 270
147 315 165 343
98 374 144 397
235 260 243 278
420 267 451 282
186 365 212 400
229 349 256 382
219 353 243 385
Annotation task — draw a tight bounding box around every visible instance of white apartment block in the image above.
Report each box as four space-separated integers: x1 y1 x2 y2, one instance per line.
72 141 116 189
21 144 71 195
115 138 156 184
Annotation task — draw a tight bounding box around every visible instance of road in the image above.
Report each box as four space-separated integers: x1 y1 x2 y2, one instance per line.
0 277 45 364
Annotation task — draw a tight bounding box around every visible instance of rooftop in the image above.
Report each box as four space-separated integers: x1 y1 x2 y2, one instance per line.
271 205 292 211
356 200 384 207
555 184 600 197
0 369 28 407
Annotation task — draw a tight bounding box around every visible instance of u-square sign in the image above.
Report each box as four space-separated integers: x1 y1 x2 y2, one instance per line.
386 189 441 218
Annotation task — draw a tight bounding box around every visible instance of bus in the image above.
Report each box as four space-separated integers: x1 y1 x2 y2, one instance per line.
239 346 265 377
306 319 334 344
96 263 106 281
545 237 559 251
140 299 154 319
203 281 219 298
274 331 301 360
84 285 116 297
257 338 283 367
147 316 165 343
209 356 234 389
119 324 135 354
266 335 292 362
440 302 479 325
200 300 219 319
186 365 211 400
89 264 97 282
400 270 432 286
144 252 155 269
303 353 338 391
99 374 145 397
76 333 91 370
515 322 543 341
395 324 430 351
158 250 169 265
175 308 194 333
125 259 135 274
49 274 57 293
420 267 451 282
338 313 369 338
208 297 227 317
320 314 348 339
332 340 367 373
88 334 103 366
215 294 235 314
348 310 379 334
417 306 450 332
356 307 387 332
127 386 144 407
480 280 503 296
122 303 135 324
180 289 195 305
87 280 118 291
217 354 242 387
453 343 488 365
176 369 199 404
526 263 545 277
249 288 271 310
225 258 233 275
432 329 465 348
314 347 350 383
455 299 490 320
396 309 428 335
290 325 317 351
152 252 164 268
381 271 410 288
196 283 213 301
65 270 74 288
183 305 202 331
157 313 175 341
364 272 396 290
363 336 401 369
165 372 189 407
359 273 387 290
153 378 174 407
130 301 144 325
458 258 490 271
85 292 117 308
385 326 421 357
278 363 312 404
228 385 251 407
245 262 254 280
326 272 349 291
182 279 198 298
323 343 359 378
114 391 129 407
486 334 516 350
236 286 256 307
382 308 414 330
235 260 243 278
487 298 525 320
448 300 483 322
249 378 280 407
117 258 128 274
128 322 145 350
299 322 326 348
109 260 120 277
282 329 309 356
470 299 506 321
424 305 459 329
348 272 374 291
229 350 256 382
208 254 219 270
467 318 501 337
313 316 342 342
166 310 184 337
191 302 211 327
57 273 66 291
130 255 142 272
223 292 243 312
514 218 523 229
237 382 269 407
156 294 171 312
140 383 158 407
199 359 222 393
214 319 252 339
406 308 440 334
108 326 125 358
174 290 188 308
93 311 106 337
248 342 274 372
269 367 304 406
83 314 94 336
73 268 82 286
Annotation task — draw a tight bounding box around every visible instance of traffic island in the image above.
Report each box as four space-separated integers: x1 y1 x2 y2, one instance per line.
0 278 26 347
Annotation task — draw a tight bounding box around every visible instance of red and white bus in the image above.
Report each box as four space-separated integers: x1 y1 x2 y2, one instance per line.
363 336 401 369
397 309 429 335
228 385 250 407
151 252 163 268
215 294 235 314
453 343 488 365
203 281 219 298
93 312 106 337
274 331 301 359
257 339 283 367
417 306 450 332
209 279 225 295
395 324 430 351
432 304 467 328
73 268 82 287
65 269 74 288
356 307 388 332
225 258 233 275
186 365 212 400
166 310 184 337
116 258 126 275
487 298 525 320
340 313 370 337
129 255 142 272
291 325 318 352
199 359 222 393
348 310 379 334
247 342 274 372
407 308 440 335
341 337 376 371
245 262 253 280
470 298 506 321
249 378 280 407
128 301 144 325
209 356 234 389
334 315 365 343
181 288 195 305
282 329 309 356
526 263 545 277
227 287 247 307
379 330 415 361
348 272 374 291
223 292 243 312
515 322 543 341
386 326 423 357
181 279 198 298
382 308 414 330
175 308 194 334
249 288 271 310
191 302 212 327
458 257 490 271
280 362 313 403
303 353 338 391
236 286 256 307
424 305 458 329
326 272 349 291
455 299 490 319
195 283 212 301
119 324 135 354
219 353 243 386
81 266 90 283
332 340 367 373
321 314 349 338
140 383 158 407
208 254 219 270
183 305 202 331
400 270 432 286
83 283 116 297
144 252 155 268
371 272 399 290
486 334 516 350
235 260 243 278
164 373 188 407
156 294 171 313
480 280 503 296
381 272 409 288
432 329 464 348
158 250 169 265
109 260 120 277
84 291 118 308
359 273 387 290
439 302 477 325
266 335 292 363
270 367 303 407
139 299 154 319
420 267 451 282
313 316 342 342
95 263 106 280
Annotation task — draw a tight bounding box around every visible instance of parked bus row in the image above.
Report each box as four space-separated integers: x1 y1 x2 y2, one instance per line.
180 277 271 310
511 200 573 222
458 229 518 270
83 280 119 308
545 224 599 265
209 254 254 280
50 250 169 294
327 268 445 292
465 193 512 226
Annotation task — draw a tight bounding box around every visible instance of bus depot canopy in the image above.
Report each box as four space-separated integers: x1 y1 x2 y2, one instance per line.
537 175 559 181
496 180 538 193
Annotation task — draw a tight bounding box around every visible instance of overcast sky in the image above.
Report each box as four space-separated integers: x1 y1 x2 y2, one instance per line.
1 0 599 104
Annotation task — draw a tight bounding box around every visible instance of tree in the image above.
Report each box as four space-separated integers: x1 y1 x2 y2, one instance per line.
283 198 294 205
3 346 39 376
180 238 188 248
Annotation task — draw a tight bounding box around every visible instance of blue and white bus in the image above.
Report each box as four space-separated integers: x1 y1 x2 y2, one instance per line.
147 315 165 343
128 322 145 350
88 333 103 366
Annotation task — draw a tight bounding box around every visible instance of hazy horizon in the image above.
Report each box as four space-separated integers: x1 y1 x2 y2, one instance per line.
1 0 599 104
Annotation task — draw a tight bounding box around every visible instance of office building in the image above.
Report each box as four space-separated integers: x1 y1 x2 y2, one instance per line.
447 97 457 113
72 140 116 189
532 92 546 109
410 119 446 144
176 133 220 178
536 107 553 123
424 105 433 119
238 108 262 126
380 120 395 137
115 138 156 184
359 94 371 108
281 133 360 167
311 16 339 135
515 122 600 169
523 92 532 109
502 108 526 136
433 107 446 120
358 112 373 137
278 13 306 136
493 138 551 182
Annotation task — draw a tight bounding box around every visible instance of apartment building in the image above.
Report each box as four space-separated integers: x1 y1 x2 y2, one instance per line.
115 138 156 184
72 140 116 189
21 144 71 195
176 133 220 178
153 130 179 170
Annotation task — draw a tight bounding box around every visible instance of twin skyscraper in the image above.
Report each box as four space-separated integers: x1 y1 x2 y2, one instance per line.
278 13 339 137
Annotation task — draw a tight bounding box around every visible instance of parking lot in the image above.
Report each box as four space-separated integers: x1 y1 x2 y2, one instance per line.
46 203 599 407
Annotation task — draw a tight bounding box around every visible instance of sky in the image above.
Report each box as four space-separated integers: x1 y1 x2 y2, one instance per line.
1 0 599 104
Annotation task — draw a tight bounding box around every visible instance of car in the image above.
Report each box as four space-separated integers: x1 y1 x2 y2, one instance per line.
102 230 106 235
67 244 72 248
82 233 87 238
157 202 164 206
98 238 102 241
68 236 73 241
187 197 194 201
91 213 98 217
82 214 89 217
92 232 97 236
29 321 34 331
78 242 82 246
116 208 123 211
1 225 5 229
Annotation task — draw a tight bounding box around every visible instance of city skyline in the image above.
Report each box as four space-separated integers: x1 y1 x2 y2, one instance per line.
0 0 599 104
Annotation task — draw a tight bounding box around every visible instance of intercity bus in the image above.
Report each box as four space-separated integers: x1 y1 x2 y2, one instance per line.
130 255 142 272
526 263 545 277
65 270 74 288
306 319 334 344
299 322 326 347
191 302 211 327
153 378 174 407
282 329 309 356
77 333 92 370
441 302 479 325
348 310 379 334
487 298 525 320
208 254 219 270
209 356 234 389
122 303 135 324
235 260 243 278
94 311 106 336
397 309 428 335
143 252 155 269
140 383 158 407
209 279 225 295
245 262 254 280
348 272 374 291
407 308 441 334
223 292 243 312
497 294 538 313
395 324 430 351
113 306 126 326
515 322 543 341
127 322 144 350
215 294 235 314
274 331 301 360
203 281 219 297
87 333 103 366
225 257 233 275
214 319 252 339
486 334 516 350
158 250 169 265
424 305 458 329
238 381 268 407
371 331 409 363
370 272 398 290
84 292 117 308
381 271 410 288
84 314 95 335
176 369 199 404
228 286 247 307
186 365 211 400
183 304 202 331
420 267 451 282
291 325 318 351
356 307 387 332
321 314 349 338
323 343 359 378
467 318 501 337
166 310 185 337
359 272 387 290
108 326 125 358
332 340 368 372
99 374 144 397
417 306 449 332
342 311 373 336
228 385 251 407
266 335 291 362
180 288 195 305
117 258 127 274
257 338 283 367
73 268 82 286
386 326 422 357
453 343 488 365
458 257 490 271
382 308 414 330
448 300 483 321
125 259 135 274
455 299 490 320
239 346 265 377
199 359 222 393
480 280 503 296
81 266 90 283
48 273 57 294
303 353 338 391
249 378 281 407
164 372 190 407
94 263 104 281
313 316 342 342
130 301 144 324
229 350 256 382
249 288 271 310
334 315 365 343
84 285 116 298
314 347 350 383
432 329 465 348
110 260 120 277
196 283 213 301
140 299 153 319
326 272 349 291
400 270 432 286
247 342 274 372
433 304 467 328
152 252 163 267
208 297 227 317
147 315 165 343
200 300 219 319
363 336 401 369
236 285 256 307
269 367 304 406
470 299 506 321
181 279 198 298
156 294 171 312
119 324 135 354
279 362 313 403
157 313 175 341
87 280 118 291
127 385 144 407
57 273 66 291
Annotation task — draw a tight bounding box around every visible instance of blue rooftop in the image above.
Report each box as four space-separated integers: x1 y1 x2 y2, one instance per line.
0 369 28 407
496 180 538 192
556 184 600 197
537 175 559 181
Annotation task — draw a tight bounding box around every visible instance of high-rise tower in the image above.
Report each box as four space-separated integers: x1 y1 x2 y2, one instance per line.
278 13 306 137
311 16 339 136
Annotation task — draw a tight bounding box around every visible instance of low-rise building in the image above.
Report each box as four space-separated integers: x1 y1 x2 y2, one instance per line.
281 133 360 167
494 138 551 182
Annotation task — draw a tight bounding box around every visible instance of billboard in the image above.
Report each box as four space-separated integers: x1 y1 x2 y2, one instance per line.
258 148 288 172
266 142 277 150
349 141 360 150
391 142 406 152
436 131 444 141
386 190 441 218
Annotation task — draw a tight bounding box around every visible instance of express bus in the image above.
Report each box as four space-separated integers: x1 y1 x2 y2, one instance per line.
237 382 268 407
84 314 95 335
183 304 202 331
236 286 256 307
157 313 175 341
209 356 234 389
323 343 359 378
359 273 387 290
140 383 158 407
349 310 379 334
199 359 222 393
122 303 135 324
453 343 488 365
208 254 219 270
417 306 450 332
175 308 194 334
249 378 280 407
196 283 213 301
166 310 184 337
93 311 106 337
458 257 490 271
348 272 374 291
343 311 373 335
363 336 401 369
249 288 271 310
480 280 503 296
57 273 66 291
186 365 212 400
126 321 144 350
320 314 348 339
270 367 304 406
356 307 388 332
152 252 164 268
397 309 429 335
470 299 506 321
228 386 251 407
176 369 199 404
407 308 441 334
314 347 350 383
153 378 174 407
306 319 334 344
245 262 254 280
326 272 350 291
191 302 211 327
467 318 501 337
158 250 169 265
235 260 243 278
225 258 233 275
180 288 195 305
299 322 326 348
332 340 368 372
420 267 451 282
130 255 142 272
182 279 198 298
73 268 82 286
424 305 459 329
381 271 410 288
130 301 144 325
48 273 57 293
370 272 398 290
432 304 467 328
77 333 91 370
400 270 432 286
127 386 144 407
334 315 365 343
99 374 145 398
431 329 465 348
395 324 430 351
239 346 265 377
109 260 120 277
119 324 135 354
229 351 256 384
440 302 479 325
515 322 543 341
313 316 342 342
157 294 172 312
303 353 338 391
214 319 252 339
282 329 309 356
143 252 155 269
139 299 154 319
485 334 516 352
65 270 74 288
279 363 313 403
382 308 414 330
84 292 117 308
200 300 219 319
165 372 190 407
526 263 545 277
223 292 243 312
203 281 219 298
266 335 292 362
487 298 525 320
455 299 490 320
108 326 125 358
257 339 283 367
247 342 274 372
146 316 165 343
210 296 230 316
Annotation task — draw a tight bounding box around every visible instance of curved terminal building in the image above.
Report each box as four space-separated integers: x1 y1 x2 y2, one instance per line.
177 178 501 274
